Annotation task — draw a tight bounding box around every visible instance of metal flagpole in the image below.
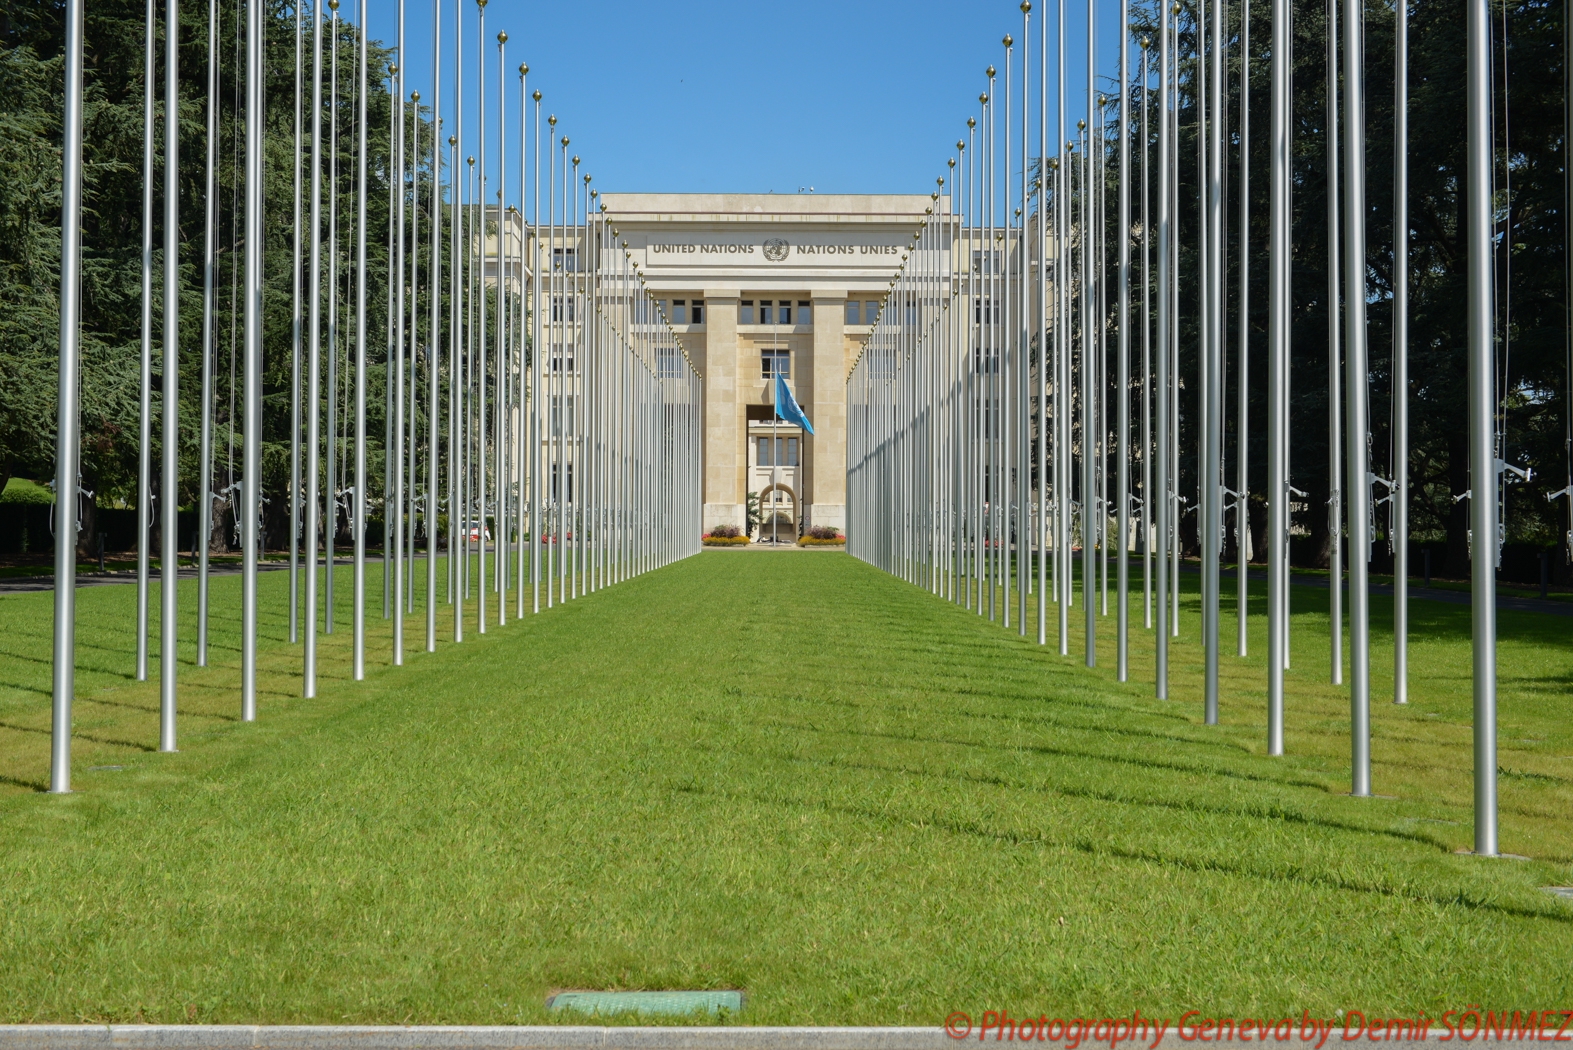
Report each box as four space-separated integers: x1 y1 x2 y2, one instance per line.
1020 7 1031 637
392 1 407 660
1141 36 1152 632
326 0 339 636
1038 2 1048 645
407 90 419 619
1057 0 1069 652
354 0 368 681
1083 0 1095 665
1268 0 1291 754
475 0 487 634
305 0 323 697
200 0 218 666
241 0 262 721
494 32 507 626
160 0 180 752
1343 0 1372 795
1392 0 1409 704
1155 0 1171 697
427 0 442 653
384 64 395 621
289 0 302 646
1464 0 1498 856
532 90 542 614
1327 0 1343 686
1117 0 1131 680
449 0 462 639
51 0 85 792
1237 0 1251 658
138 0 153 684
1203 0 1223 725
525 67 537 622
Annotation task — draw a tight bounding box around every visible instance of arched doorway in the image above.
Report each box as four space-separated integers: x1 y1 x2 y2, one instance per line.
757 482 799 543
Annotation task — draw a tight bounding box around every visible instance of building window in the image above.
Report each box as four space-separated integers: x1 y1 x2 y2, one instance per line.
973 297 999 323
658 350 683 378
864 300 880 325
672 299 687 324
552 296 575 322
740 300 754 324
691 299 704 324
845 300 860 325
554 247 577 272
758 300 773 325
762 348 790 379
757 436 801 467
797 301 811 325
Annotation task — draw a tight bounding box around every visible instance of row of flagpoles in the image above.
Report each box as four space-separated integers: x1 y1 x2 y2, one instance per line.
47 0 702 793
846 0 1508 856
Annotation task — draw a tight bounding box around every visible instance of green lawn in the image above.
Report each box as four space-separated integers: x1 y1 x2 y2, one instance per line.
0 550 1570 1022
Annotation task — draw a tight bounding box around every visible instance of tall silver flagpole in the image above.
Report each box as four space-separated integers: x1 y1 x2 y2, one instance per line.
241 0 262 722
1202 0 1223 724
393 0 407 662
51 0 85 792
384 64 395 621
427 0 442 653
525 65 537 619
326 0 340 636
199 0 218 666
1392 0 1409 704
290 0 302 646
159 0 180 752
354 0 368 681
138 0 153 684
1343 0 1372 796
1145 34 1157 631
1268 0 1291 754
1038 2 1048 645
475 0 487 634
406 90 419 618
449 0 462 639
494 31 506 626
1117 0 1131 680
1237 0 1251 657
532 90 542 614
1464 0 1498 856
1083 0 1094 665
1326 0 1343 686
305 0 323 698
1155 0 1171 697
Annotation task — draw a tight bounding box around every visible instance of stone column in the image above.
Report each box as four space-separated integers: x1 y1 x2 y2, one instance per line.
703 292 744 531
806 293 848 531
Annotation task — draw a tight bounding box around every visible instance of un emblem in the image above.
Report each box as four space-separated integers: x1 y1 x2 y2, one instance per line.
763 238 790 262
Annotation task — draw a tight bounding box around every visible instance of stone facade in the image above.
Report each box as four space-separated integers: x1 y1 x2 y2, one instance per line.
598 193 927 535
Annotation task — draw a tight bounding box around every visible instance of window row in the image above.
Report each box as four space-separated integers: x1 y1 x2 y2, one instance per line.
844 300 880 326
741 299 811 325
663 298 704 324
756 436 800 467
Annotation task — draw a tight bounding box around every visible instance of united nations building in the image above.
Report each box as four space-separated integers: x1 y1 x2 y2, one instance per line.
597 193 930 536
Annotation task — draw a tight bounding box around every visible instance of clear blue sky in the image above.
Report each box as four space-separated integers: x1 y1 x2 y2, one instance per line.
356 0 1132 211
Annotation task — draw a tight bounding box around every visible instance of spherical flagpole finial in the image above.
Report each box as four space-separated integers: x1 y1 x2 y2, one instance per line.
389 63 398 75
533 90 542 102
467 156 474 166
448 134 456 146
967 117 975 128
497 30 507 44
986 65 995 78
572 155 580 166
1021 0 1031 11
1077 118 1085 130
412 91 420 102
561 136 570 147
1003 35 1012 47
520 62 528 76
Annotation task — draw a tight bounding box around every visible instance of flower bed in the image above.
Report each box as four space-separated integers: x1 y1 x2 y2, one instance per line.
703 535 751 546
797 535 846 546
